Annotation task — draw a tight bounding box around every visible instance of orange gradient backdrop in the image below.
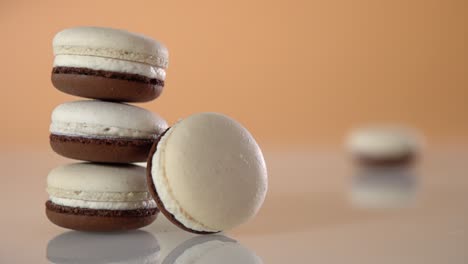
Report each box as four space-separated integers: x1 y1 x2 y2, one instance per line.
1 0 467 148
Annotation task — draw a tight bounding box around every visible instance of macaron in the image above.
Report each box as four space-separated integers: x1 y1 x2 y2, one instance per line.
52 26 168 102
147 112 268 234
46 163 159 231
50 100 167 163
347 126 421 166
47 231 160 263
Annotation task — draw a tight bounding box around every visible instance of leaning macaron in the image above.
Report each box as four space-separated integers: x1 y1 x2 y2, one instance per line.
347 126 421 166
52 26 168 102
50 100 167 163
46 163 159 231
147 112 268 234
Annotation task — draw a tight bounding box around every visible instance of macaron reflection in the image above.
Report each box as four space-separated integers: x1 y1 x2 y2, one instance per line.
46 230 159 263
47 229 261 264
350 166 418 209
157 231 263 264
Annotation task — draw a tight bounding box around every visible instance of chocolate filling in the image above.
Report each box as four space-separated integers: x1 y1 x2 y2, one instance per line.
46 201 159 217
52 66 164 86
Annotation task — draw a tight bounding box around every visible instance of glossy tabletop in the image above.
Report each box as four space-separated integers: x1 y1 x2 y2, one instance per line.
1 147 467 263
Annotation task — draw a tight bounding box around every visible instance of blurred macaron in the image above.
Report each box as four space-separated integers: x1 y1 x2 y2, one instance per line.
347 125 423 166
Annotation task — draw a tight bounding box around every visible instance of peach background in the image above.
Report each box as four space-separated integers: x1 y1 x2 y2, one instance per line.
1 0 467 148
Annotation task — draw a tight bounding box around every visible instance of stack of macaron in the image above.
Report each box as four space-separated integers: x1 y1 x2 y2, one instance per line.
45 26 268 234
46 26 169 231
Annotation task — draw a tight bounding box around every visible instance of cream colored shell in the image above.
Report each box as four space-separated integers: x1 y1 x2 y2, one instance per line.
151 112 268 232
53 26 168 68
47 163 156 210
347 126 421 159
50 100 167 139
48 163 150 193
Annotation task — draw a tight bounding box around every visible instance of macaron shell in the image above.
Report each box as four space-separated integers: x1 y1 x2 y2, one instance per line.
53 26 168 68
151 113 268 232
46 163 157 209
146 129 215 234
51 71 163 103
347 126 421 160
50 134 154 163
47 163 149 192
50 100 168 138
46 206 158 232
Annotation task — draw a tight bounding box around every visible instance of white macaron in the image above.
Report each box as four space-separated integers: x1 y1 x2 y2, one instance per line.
46 163 159 231
147 112 268 234
347 125 422 165
52 26 169 102
49 100 167 163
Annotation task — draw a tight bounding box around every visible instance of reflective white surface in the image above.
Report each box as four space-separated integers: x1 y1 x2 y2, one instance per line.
0 147 467 263
46 229 260 264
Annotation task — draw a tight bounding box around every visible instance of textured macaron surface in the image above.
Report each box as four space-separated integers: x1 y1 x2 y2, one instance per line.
347 126 420 158
50 100 167 139
53 26 168 68
47 163 156 210
151 113 268 233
